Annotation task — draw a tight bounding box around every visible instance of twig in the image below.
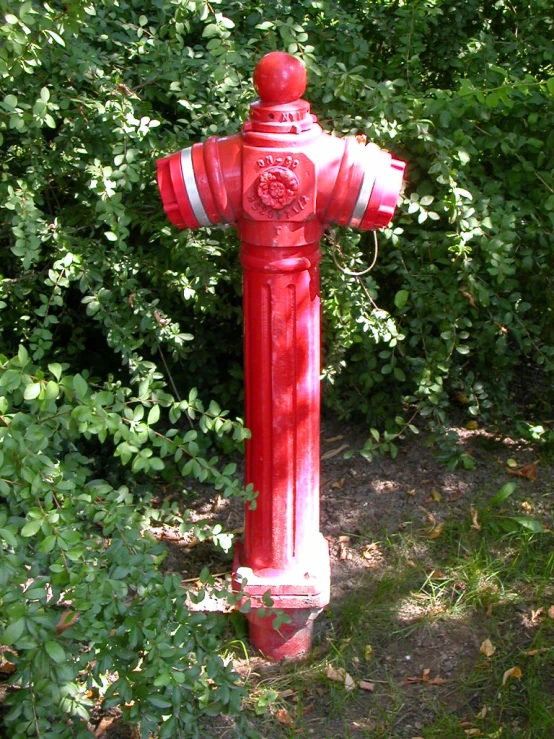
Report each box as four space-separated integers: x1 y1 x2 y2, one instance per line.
157 346 181 401
181 571 231 584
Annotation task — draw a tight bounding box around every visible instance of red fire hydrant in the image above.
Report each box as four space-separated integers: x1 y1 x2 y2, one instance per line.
156 52 405 660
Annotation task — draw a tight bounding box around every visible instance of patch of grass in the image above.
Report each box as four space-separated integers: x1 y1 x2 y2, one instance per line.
238 492 554 738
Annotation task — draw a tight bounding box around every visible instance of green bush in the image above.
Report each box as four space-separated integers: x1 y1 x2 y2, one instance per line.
2 0 554 734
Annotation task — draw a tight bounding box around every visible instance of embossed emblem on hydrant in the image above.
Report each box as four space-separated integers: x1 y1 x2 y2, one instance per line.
257 166 299 210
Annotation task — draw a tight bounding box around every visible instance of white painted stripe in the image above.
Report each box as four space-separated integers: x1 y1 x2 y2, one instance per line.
180 147 211 226
349 143 380 228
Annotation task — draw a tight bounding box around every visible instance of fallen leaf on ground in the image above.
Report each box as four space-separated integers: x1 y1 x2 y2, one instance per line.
418 506 437 525
548 605 554 619
485 602 493 618
465 421 479 430
427 522 444 540
524 648 552 656
359 680 375 691
464 730 482 737
364 644 373 661
507 462 537 481
431 489 442 503
324 434 344 443
326 664 355 691
521 500 533 513
338 537 350 560
502 666 522 685
362 543 383 567
480 638 496 658
331 478 346 490
531 607 544 623
476 706 487 719
278 689 296 699
302 704 314 715
276 708 294 726
470 506 481 530
427 568 446 579
407 488 416 496
344 672 355 691
429 676 447 685
406 668 441 684
506 458 518 468
321 444 349 460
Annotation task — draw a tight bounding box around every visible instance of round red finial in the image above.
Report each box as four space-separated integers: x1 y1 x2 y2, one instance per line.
253 52 307 104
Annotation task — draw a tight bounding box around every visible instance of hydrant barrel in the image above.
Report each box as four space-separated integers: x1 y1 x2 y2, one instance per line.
241 242 322 573
155 51 406 661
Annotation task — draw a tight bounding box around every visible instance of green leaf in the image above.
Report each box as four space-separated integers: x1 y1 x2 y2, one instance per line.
148 695 172 709
44 641 66 663
154 672 172 687
44 381 59 400
546 77 554 96
273 611 292 630
38 535 57 553
202 23 220 38
24 382 41 400
147 405 160 425
45 29 65 47
0 527 18 548
394 290 409 309
509 516 543 533
21 519 43 537
73 374 88 398
48 363 62 381
489 482 516 506
18 345 29 365
2 618 25 646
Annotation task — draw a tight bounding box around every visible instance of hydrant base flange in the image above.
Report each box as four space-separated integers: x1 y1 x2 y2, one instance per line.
232 534 330 607
232 534 330 659
245 607 322 661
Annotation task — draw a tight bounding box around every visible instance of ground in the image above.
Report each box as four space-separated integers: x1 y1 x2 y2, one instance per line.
3 418 553 738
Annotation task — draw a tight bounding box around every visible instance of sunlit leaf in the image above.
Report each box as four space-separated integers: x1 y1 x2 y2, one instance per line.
480 639 496 658
502 666 522 685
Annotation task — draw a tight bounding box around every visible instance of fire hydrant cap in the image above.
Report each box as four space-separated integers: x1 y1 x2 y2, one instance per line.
253 51 307 104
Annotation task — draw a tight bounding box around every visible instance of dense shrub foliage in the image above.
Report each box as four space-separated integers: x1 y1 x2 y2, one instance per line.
1 0 553 735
